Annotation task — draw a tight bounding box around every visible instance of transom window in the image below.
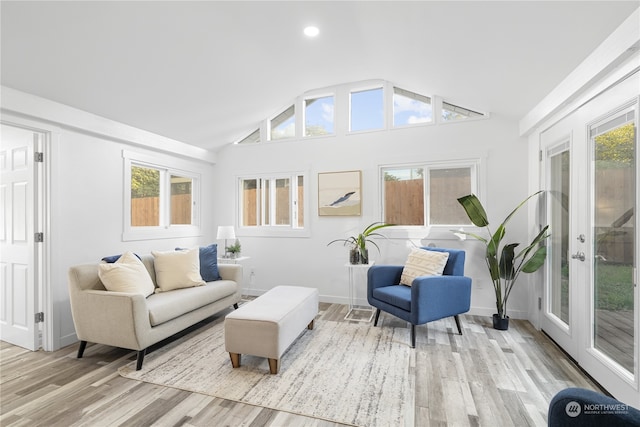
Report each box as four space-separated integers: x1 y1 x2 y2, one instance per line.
350 87 384 132
270 105 295 140
382 162 477 227
442 101 485 121
305 95 335 136
393 87 433 127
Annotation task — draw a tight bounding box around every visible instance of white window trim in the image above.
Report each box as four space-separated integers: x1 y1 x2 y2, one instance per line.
379 158 482 240
122 150 201 241
236 171 310 238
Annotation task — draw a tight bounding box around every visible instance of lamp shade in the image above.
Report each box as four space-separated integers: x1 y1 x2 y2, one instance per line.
217 225 236 240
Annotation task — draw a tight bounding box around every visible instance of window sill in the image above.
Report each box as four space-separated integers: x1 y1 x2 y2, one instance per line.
236 227 310 238
122 225 202 242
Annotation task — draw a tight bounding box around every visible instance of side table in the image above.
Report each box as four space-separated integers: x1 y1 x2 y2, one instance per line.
344 262 375 322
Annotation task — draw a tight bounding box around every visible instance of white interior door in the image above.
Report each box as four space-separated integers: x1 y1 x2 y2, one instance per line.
0 123 40 351
541 74 639 405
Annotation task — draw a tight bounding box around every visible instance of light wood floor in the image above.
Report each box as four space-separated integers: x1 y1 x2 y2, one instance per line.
1 303 604 427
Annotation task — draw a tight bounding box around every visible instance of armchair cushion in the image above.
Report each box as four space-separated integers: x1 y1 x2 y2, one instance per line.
373 285 411 311
97 251 155 297
400 248 449 286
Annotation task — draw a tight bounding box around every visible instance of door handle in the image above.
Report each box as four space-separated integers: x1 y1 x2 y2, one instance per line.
571 252 586 262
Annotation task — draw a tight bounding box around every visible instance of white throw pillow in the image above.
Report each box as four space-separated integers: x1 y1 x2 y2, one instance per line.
152 248 205 293
400 249 449 286
98 251 155 297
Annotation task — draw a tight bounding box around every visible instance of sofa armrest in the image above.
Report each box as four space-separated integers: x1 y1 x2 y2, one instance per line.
367 265 403 301
410 275 471 324
218 264 243 285
70 289 150 351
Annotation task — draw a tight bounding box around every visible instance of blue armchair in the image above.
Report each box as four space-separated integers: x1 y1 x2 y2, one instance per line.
367 247 472 347
548 387 640 426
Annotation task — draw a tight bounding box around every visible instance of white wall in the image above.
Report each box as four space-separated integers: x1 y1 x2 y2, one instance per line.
2 87 534 351
213 114 533 319
2 90 217 350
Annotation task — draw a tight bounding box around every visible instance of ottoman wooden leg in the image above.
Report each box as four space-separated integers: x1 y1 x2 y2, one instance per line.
268 358 279 374
229 352 241 368
307 320 314 330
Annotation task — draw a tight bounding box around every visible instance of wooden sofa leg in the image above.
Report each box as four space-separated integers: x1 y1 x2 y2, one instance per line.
373 308 381 326
268 358 279 374
77 340 87 358
454 315 463 335
229 352 241 368
307 320 314 330
410 324 416 348
136 349 146 371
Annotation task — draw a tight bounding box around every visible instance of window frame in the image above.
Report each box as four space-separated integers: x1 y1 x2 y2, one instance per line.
237 171 310 237
303 93 336 138
380 159 481 239
123 150 201 241
349 85 385 133
392 86 434 128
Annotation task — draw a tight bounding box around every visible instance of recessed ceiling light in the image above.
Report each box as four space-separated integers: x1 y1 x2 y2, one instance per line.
304 26 319 37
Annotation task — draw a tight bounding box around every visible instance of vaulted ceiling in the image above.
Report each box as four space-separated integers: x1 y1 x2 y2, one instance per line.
2 1 638 151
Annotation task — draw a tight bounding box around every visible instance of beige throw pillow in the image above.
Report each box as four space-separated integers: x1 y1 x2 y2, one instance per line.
98 251 155 297
400 249 449 286
152 248 205 293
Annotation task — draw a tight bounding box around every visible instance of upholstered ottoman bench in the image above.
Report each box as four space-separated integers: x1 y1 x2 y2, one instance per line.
224 285 318 374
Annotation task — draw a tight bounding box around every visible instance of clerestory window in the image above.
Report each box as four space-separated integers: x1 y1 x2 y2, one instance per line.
393 87 433 127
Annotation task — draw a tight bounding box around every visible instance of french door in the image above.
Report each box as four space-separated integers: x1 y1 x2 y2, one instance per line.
541 73 639 405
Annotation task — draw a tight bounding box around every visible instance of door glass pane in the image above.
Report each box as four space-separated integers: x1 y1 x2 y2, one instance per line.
275 178 290 225
592 117 636 373
242 179 258 226
549 149 570 324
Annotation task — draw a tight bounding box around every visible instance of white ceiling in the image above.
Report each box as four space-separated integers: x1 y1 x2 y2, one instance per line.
2 1 638 151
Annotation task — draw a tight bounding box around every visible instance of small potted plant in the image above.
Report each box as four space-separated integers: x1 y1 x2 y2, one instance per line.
328 222 394 264
456 191 550 330
227 239 241 258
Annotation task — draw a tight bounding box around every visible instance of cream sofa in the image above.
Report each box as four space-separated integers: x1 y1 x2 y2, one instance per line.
68 253 242 370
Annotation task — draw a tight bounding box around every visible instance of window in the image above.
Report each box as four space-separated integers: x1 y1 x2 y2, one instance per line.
350 87 384 132
237 129 260 144
239 172 306 235
270 105 295 140
442 101 485 121
124 151 200 240
305 95 334 136
382 162 477 227
393 87 432 127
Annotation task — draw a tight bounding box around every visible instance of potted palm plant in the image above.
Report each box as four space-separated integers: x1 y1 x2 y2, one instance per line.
456 191 550 330
328 222 395 264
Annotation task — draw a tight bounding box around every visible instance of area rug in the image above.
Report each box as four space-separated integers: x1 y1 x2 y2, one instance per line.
119 319 413 427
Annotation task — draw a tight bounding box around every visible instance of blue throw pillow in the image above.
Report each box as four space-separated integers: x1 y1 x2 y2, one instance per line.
175 244 221 282
101 253 142 263
199 244 221 282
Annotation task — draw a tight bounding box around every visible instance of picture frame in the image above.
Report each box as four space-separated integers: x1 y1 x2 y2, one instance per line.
318 170 362 216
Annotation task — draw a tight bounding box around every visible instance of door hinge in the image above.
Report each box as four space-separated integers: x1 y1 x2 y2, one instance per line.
539 150 543 161
35 232 44 243
35 312 44 323
538 297 542 310
34 152 44 162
